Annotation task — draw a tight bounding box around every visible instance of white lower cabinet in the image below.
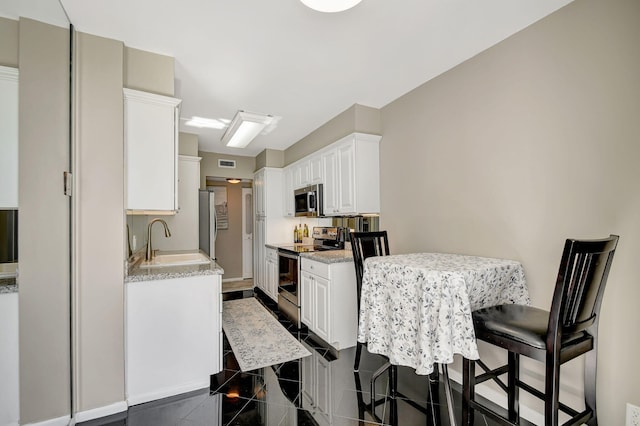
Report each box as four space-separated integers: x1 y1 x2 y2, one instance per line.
300 257 357 350
125 273 222 405
265 247 279 301
0 293 19 425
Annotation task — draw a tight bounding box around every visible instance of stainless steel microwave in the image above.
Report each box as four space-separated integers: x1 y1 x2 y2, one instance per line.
294 184 323 217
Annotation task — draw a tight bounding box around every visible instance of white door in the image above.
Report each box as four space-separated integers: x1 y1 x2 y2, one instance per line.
242 188 253 279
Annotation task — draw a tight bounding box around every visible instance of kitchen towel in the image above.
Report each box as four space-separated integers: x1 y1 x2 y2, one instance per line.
222 297 311 372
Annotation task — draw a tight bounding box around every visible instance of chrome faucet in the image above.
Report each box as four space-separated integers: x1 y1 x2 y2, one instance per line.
146 218 171 261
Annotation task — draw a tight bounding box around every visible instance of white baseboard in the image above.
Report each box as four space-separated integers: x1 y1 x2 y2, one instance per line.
448 368 544 426
23 414 70 426
127 380 210 407
221 277 251 283
73 400 128 423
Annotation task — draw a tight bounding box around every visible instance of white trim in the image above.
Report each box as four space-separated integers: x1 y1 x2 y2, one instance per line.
448 368 545 426
0 65 19 82
126 381 209 406
73 401 128 423
22 414 70 426
221 277 249 283
178 155 202 163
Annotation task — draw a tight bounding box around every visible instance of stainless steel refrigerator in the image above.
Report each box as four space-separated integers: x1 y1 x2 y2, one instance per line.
198 190 217 259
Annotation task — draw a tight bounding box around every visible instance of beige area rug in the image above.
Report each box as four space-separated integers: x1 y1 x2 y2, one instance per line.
222 298 311 372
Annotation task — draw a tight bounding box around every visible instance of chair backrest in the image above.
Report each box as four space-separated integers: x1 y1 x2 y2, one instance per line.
548 234 619 343
350 231 391 311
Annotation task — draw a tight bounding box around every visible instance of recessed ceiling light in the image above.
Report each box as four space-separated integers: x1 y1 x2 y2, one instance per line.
300 0 362 13
183 116 227 129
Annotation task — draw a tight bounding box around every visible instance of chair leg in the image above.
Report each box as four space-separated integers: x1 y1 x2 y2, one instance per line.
441 364 457 426
462 358 475 426
428 365 442 426
354 342 363 371
508 352 520 423
584 338 598 425
545 353 561 426
389 365 398 425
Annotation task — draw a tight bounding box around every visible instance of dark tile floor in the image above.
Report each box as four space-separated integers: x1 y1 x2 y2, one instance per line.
79 290 532 426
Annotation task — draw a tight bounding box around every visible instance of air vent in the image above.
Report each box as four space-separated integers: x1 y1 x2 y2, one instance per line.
218 159 236 169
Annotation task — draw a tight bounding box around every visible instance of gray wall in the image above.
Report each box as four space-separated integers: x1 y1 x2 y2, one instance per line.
0 17 18 66
124 47 174 96
284 104 381 165
379 0 640 423
18 18 71 424
73 31 125 415
255 148 285 170
199 151 256 189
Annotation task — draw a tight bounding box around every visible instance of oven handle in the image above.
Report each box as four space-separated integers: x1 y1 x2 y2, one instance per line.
277 250 299 261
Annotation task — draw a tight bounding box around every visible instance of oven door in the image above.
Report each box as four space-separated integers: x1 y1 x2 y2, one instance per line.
277 250 299 303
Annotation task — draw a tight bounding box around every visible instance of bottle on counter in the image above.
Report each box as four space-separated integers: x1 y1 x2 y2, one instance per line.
303 224 309 238
294 225 299 243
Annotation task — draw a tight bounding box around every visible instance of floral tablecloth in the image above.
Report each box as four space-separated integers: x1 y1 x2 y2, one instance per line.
357 253 529 375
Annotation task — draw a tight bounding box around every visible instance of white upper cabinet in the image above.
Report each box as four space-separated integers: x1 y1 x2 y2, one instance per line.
283 167 295 217
0 66 19 209
322 133 381 216
294 160 310 188
309 154 323 184
124 88 181 213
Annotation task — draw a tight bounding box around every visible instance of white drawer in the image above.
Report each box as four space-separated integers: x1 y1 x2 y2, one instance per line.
300 258 329 279
266 247 278 261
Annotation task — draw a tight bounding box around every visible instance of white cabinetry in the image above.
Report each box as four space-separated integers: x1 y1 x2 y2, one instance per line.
288 153 323 193
283 167 295 217
254 168 290 300
264 247 279 301
322 133 381 216
0 66 19 209
0 293 19 425
300 257 357 350
126 273 222 405
124 88 181 213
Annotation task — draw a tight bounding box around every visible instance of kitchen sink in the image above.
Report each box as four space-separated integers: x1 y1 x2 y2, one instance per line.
139 251 211 269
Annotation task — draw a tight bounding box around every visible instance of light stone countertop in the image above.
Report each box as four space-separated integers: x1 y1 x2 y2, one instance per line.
299 249 354 264
264 243 354 264
125 250 224 283
0 277 18 294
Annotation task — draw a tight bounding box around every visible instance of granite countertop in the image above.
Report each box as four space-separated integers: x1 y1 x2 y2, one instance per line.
125 250 224 283
0 276 18 294
299 249 353 264
264 243 354 264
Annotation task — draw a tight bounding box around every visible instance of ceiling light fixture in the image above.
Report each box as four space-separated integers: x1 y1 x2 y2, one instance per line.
300 0 362 13
184 116 227 129
221 110 274 148
226 178 241 184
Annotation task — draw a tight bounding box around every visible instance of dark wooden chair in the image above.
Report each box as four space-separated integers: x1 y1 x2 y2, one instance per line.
350 231 399 422
351 231 391 372
462 235 619 426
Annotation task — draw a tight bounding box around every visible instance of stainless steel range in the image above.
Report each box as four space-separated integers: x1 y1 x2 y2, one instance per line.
277 226 344 328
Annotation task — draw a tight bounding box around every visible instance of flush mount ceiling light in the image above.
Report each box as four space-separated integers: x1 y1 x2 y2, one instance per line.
226 178 241 184
300 0 362 13
221 110 274 148
183 116 228 129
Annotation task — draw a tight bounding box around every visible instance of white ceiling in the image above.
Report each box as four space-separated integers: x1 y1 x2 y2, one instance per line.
57 0 573 156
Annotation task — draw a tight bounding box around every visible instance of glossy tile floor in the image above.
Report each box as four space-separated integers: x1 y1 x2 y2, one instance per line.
79 291 533 426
